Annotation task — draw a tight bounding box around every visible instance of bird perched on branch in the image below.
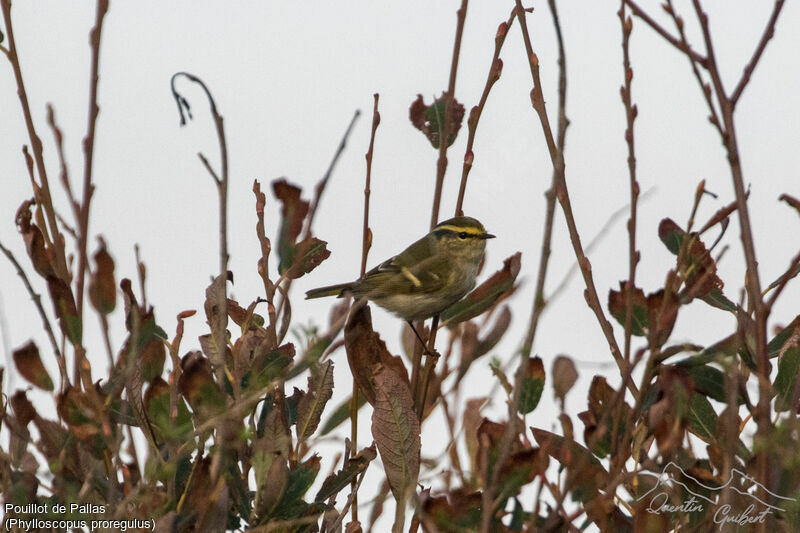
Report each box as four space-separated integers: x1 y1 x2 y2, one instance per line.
305 216 494 322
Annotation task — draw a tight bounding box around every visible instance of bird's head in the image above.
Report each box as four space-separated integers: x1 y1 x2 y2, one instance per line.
431 216 495 262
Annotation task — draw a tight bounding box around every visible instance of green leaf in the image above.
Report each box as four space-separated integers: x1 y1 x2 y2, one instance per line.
288 337 330 379
47 276 81 345
296 361 335 442
273 456 321 520
518 357 545 414
701 287 737 313
441 253 521 324
658 218 684 254
684 364 726 403
768 315 800 358
314 444 377 503
687 394 717 442
244 343 295 394
774 346 800 412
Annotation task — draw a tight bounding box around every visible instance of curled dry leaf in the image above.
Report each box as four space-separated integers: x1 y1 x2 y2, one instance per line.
88 237 116 314
371 366 420 509
15 199 54 279
552 355 578 404
285 236 331 280
178 351 224 420
10 390 37 426
12 341 54 391
344 304 409 405
273 179 310 274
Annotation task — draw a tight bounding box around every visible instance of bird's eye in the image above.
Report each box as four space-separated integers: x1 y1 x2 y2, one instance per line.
458 232 468 239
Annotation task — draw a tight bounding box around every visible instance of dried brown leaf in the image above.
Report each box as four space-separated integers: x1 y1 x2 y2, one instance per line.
371 366 420 506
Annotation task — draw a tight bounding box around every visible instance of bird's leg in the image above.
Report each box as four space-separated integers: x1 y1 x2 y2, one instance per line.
407 320 430 355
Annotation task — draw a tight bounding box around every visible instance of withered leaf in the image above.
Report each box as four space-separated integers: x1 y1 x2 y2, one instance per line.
457 306 511 382
258 455 289 519
10 390 37 426
273 179 310 275
285 236 331 280
409 93 465 149
88 238 116 314
657 218 723 300
441 253 521 325
345 304 409 405
16 200 54 279
227 298 264 328
371 366 420 506
552 355 578 403
203 271 232 367
607 281 648 337
13 341 54 391
178 352 224 420
296 360 335 442
531 428 609 502
463 397 486 476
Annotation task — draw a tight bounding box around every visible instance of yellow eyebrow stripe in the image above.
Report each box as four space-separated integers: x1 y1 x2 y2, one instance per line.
435 225 484 235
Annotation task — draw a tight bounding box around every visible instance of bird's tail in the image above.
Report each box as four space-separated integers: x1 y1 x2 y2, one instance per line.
305 282 354 300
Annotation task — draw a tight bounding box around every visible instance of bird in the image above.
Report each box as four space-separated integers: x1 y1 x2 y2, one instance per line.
305 216 494 322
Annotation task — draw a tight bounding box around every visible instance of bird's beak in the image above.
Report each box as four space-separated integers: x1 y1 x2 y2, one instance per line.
481 233 496 239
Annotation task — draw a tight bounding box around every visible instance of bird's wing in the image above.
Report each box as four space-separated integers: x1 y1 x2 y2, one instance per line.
359 252 450 296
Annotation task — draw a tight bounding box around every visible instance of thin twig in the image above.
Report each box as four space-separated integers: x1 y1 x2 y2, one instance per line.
479 2 569 530
305 110 361 241
170 71 230 389
75 0 110 327
515 0 634 391
664 0 723 136
275 111 361 322
0 0 70 283
690 0 770 512
0 240 68 389
350 94 380 523
430 0 469 229
622 0 706 64
455 9 516 216
614 0 641 479
730 0 785 106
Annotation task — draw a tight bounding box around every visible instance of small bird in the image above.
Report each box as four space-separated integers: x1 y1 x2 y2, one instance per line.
305 216 494 321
